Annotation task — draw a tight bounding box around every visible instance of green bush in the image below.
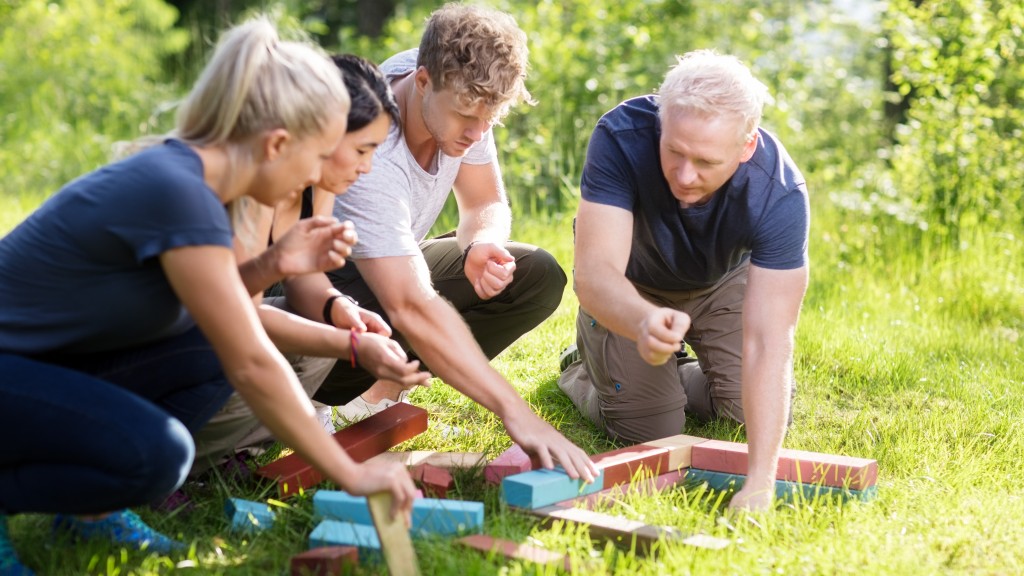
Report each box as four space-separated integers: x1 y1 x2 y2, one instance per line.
0 0 187 199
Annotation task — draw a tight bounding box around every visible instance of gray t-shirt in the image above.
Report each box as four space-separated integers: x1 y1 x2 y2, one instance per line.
333 48 498 258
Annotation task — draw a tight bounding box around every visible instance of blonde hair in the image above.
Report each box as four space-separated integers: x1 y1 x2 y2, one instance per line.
417 3 533 120
175 16 350 248
657 50 770 143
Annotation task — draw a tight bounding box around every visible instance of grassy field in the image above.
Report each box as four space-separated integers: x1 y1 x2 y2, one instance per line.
3 187 1023 574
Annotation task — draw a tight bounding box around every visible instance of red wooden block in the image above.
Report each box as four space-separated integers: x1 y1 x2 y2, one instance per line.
290 546 358 576
591 444 671 487
484 444 535 485
690 439 878 490
411 463 454 498
457 534 573 571
256 403 429 497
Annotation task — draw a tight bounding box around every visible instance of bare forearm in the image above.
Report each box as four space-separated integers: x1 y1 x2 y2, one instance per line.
282 272 336 323
238 250 285 296
741 336 794 491
258 304 349 357
576 266 658 341
456 202 511 249
391 295 520 417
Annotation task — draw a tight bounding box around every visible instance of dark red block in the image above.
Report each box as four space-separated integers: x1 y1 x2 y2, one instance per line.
411 463 454 498
290 546 358 576
256 403 429 497
591 444 671 487
690 439 878 490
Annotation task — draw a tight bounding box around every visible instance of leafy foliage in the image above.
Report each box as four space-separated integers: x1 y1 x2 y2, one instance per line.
0 0 187 198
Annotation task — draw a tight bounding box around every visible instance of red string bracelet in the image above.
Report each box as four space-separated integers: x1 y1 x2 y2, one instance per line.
349 330 360 368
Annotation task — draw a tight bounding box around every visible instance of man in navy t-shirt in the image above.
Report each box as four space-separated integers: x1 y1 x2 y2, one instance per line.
559 50 810 511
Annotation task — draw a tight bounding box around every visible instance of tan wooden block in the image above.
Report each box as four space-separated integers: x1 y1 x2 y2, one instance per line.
641 434 709 470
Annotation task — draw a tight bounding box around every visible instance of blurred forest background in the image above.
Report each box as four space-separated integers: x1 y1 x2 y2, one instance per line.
2 0 1022 250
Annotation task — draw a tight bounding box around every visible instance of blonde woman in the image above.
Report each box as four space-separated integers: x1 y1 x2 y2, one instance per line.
0 18 414 574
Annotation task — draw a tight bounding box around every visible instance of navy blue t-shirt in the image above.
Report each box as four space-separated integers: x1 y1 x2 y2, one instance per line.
580 96 809 291
0 140 233 354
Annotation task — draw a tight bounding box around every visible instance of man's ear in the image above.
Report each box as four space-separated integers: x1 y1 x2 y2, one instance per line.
739 130 759 163
262 128 292 162
414 66 432 96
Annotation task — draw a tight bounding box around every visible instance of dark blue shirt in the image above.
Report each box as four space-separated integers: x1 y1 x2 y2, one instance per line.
580 96 809 291
0 140 233 354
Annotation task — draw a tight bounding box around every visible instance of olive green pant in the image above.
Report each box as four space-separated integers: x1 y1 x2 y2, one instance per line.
315 236 567 405
559 261 752 444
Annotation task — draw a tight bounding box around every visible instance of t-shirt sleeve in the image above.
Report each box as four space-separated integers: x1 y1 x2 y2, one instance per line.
749 188 809 270
103 162 232 263
580 124 636 212
334 152 420 259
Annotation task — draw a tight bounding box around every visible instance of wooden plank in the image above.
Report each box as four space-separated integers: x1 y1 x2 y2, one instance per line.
456 534 573 571
367 451 485 470
368 492 421 576
640 434 708 470
523 506 728 553
256 403 428 497
690 439 878 490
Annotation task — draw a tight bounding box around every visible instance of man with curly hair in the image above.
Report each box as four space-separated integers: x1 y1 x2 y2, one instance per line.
318 3 596 481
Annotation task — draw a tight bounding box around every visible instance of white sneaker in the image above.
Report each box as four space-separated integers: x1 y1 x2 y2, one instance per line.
314 404 335 433
335 389 410 426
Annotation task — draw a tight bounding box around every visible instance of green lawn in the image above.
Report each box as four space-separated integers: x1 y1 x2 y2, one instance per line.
3 193 1024 575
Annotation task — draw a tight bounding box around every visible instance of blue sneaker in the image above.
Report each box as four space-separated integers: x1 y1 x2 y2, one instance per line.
53 510 183 554
0 515 36 576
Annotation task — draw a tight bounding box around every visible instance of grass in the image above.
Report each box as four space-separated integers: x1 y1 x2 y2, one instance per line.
3 188 1024 575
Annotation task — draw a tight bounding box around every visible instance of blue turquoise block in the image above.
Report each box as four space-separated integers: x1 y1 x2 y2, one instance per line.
501 467 606 509
313 490 484 536
309 519 381 561
224 497 275 532
685 468 878 503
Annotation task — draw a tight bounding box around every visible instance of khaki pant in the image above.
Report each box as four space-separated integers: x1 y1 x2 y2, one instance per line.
559 261 751 444
190 297 337 475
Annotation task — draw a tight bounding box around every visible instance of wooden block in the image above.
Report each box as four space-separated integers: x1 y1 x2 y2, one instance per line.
224 497 275 532
591 444 670 487
290 546 358 576
368 451 485 470
310 519 380 559
501 468 605 509
368 492 421 576
314 490 484 537
553 470 688 510
256 403 428 497
690 439 878 490
457 534 572 571
685 468 878 502
641 434 708 470
411 463 453 498
483 444 534 485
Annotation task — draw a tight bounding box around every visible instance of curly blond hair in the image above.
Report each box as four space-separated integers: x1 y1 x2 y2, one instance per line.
658 50 770 144
417 3 534 120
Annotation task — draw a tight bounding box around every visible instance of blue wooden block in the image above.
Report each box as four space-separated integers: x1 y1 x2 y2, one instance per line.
501 467 606 509
313 490 484 536
685 468 878 503
309 519 381 561
224 497 275 532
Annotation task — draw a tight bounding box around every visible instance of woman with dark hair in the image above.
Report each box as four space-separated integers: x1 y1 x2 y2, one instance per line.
191 54 427 469
0 22 416 575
